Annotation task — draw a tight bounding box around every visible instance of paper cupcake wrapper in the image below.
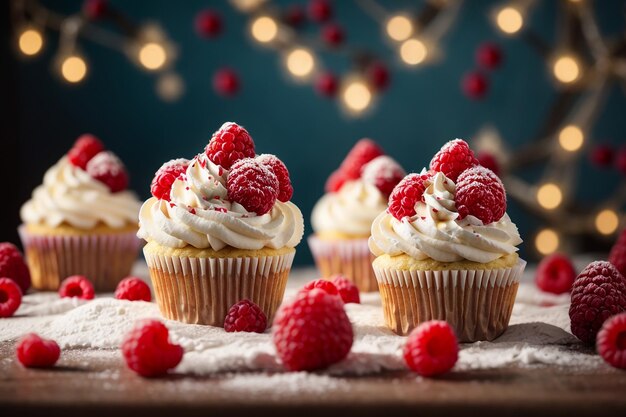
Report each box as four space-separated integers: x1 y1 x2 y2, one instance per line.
308 235 378 292
373 259 527 342
18 225 142 292
144 249 295 327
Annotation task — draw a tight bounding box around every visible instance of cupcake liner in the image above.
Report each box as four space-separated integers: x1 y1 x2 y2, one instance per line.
308 235 378 292
144 249 295 327
18 225 142 292
373 259 526 342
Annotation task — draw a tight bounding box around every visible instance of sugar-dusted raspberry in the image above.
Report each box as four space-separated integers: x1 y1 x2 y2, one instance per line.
273 288 353 371
597 312 626 369
535 253 576 294
58 275 95 300
476 151 500 176
361 155 406 197
205 122 255 170
16 333 61 368
301 279 339 297
0 278 22 318
0 242 31 292
256 154 293 202
227 158 279 215
339 139 384 180
388 171 434 220
122 319 183 377
224 299 267 333
429 139 478 182
67 134 105 169
455 166 506 224
331 275 360 304
609 228 626 277
325 169 347 193
569 261 626 344
115 277 151 302
403 320 458 377
86 151 129 193
150 158 189 201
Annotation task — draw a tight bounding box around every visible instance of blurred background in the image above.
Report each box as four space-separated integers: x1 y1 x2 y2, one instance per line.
2 0 625 266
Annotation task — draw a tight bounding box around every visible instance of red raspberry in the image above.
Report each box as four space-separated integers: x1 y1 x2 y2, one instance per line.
150 158 189 201
388 171 434 220
609 228 626 277
316 72 339 97
535 253 576 294
308 0 332 22
86 151 129 193
325 169 348 193
616 147 626 175
256 154 293 202
590 145 614 168
205 122 255 169
213 68 240 97
285 5 306 27
476 43 503 70
367 61 390 91
321 23 344 46
83 0 108 20
403 320 458 377
569 261 626 344
462 72 489 99
331 275 360 304
301 279 339 297
597 312 626 369
224 299 267 333
429 139 478 182
122 319 183 377
361 155 406 197
194 9 222 38
455 166 506 224
227 158 279 215
16 333 61 368
115 277 151 302
339 139 384 180
0 278 22 318
273 288 353 371
0 242 31 292
67 134 105 169
58 275 95 300
476 151 500 176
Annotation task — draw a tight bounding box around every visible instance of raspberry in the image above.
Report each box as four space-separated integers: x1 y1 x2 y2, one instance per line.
331 275 360 304
339 139 384 180
403 320 458 377
322 23 344 46
16 334 61 368
0 278 22 318
476 151 500 176
361 155 406 197
58 275 95 300
535 253 576 294
256 154 293 202
150 158 190 201
609 228 626 277
387 171 434 220
224 299 267 333
325 169 347 193
308 0 332 22
121 319 183 377
597 312 626 369
115 277 151 302
86 151 129 193
569 261 626 344
67 134 105 169
301 279 339 297
0 242 31 292
227 158 279 215
273 288 353 371
455 166 506 224
205 122 255 169
429 139 478 182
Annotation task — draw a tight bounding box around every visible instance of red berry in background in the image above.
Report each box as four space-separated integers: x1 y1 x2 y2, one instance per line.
339 139 384 180
597 312 626 369
308 0 332 22
609 228 626 277
0 242 31 293
535 253 576 294
122 319 183 377
213 68 240 97
589 144 614 168
58 275 95 300
285 5 306 27
224 299 267 333
86 151 129 193
256 154 293 202
325 169 348 193
316 72 339 97
331 275 360 304
430 138 478 182
67 134 105 170
476 151 501 176
367 62 390 91
403 320 458 377
16 334 61 368
195 9 222 38
115 277 151 302
616 147 626 175
462 71 488 99
301 279 340 297
322 23 344 46
476 42 503 70
455 166 506 224
83 0 108 20
388 171 434 220
206 122 255 170
0 278 22 318
150 158 190 201
227 158 279 215
361 155 406 197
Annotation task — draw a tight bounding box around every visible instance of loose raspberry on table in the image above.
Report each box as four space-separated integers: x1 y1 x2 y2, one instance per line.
150 158 190 201
535 253 576 294
301 279 339 297
361 155 406 197
569 261 626 344
122 319 183 377
205 122 255 169
331 275 360 304
224 299 267 333
0 242 31 292
58 275 95 300
273 288 353 371
256 154 293 202
403 320 458 377
67 134 105 170
597 312 626 369
429 139 478 182
227 158 279 215
609 228 626 277
16 333 61 368
339 139 384 180
325 169 348 193
0 278 22 318
115 277 151 302
455 165 506 224
86 151 129 193
388 171 434 220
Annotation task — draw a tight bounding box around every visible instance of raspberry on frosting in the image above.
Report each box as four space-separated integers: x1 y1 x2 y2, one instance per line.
150 158 190 201
86 151 129 193
388 171 434 220
0 242 31 293
256 154 293 202
68 134 105 170
224 299 267 333
325 169 348 193
429 139 478 182
339 139 384 180
454 165 506 224
361 155 406 197
227 158 279 215
205 122 255 169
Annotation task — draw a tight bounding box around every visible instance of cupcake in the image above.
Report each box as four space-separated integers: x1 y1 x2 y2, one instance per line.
308 139 405 292
19 135 142 291
138 122 304 327
369 139 525 342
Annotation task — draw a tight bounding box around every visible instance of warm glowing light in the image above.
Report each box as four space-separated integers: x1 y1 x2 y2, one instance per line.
18 28 43 56
285 48 314 78
537 183 563 210
139 43 167 70
230 0 265 12
386 15 413 41
496 7 523 34
400 39 427 65
595 209 619 235
342 80 372 113
251 16 278 43
61 56 87 83
535 229 560 255
156 73 184 102
558 125 584 151
553 55 581 84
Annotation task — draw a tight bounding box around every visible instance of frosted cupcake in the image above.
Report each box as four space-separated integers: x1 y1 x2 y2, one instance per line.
19 135 142 291
369 139 525 342
309 139 405 292
138 122 303 327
